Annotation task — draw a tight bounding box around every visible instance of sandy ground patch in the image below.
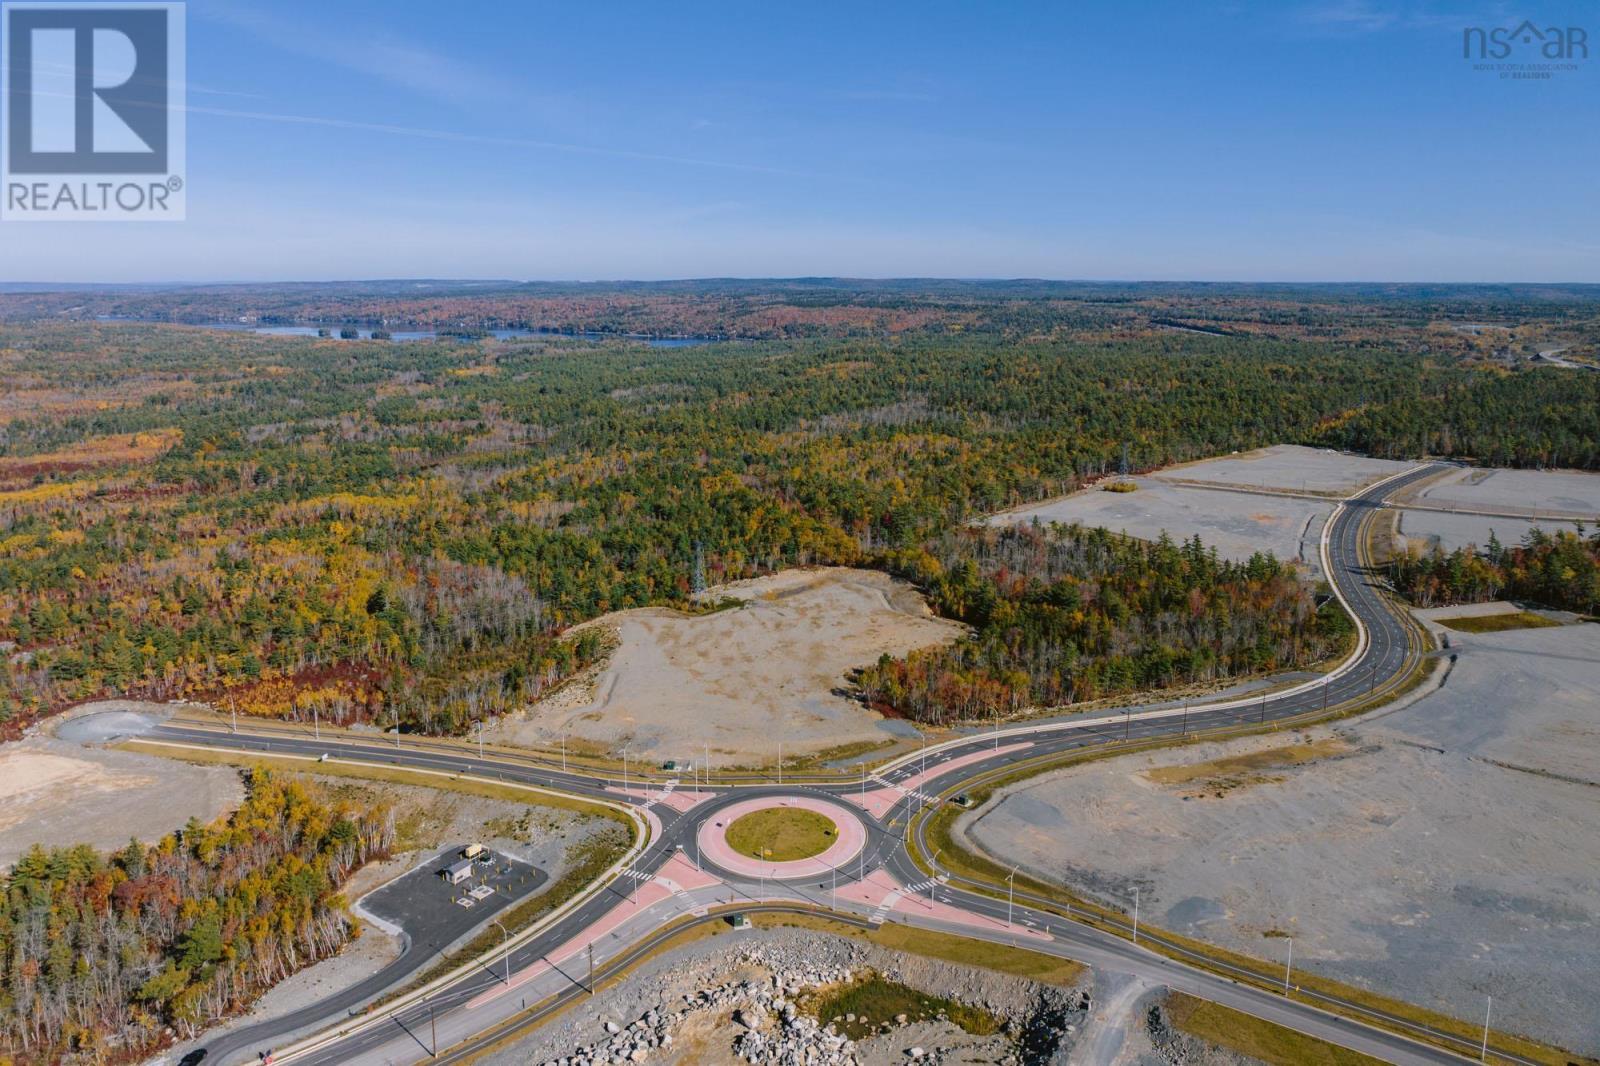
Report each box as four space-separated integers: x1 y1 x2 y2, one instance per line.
988 478 1335 575
1158 445 1415 496
1397 465 1600 517
1397 508 1589 554
960 621 1600 1056
487 568 964 766
0 732 242 870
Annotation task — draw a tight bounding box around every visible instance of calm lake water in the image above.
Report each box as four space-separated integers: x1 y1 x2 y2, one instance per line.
199 323 713 347
100 317 714 347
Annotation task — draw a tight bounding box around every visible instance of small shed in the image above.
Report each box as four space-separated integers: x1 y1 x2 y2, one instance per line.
442 858 475 885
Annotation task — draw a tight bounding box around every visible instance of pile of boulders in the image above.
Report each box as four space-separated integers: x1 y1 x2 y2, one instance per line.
538 950 858 1066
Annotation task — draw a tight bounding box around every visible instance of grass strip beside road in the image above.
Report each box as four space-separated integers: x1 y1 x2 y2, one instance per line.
1436 611 1563 633
750 912 1085 987
1165 991 1388 1066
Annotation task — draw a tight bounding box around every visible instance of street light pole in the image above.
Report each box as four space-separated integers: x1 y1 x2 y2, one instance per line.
1480 994 1492 1062
1132 886 1140 944
1006 865 1018 926
491 919 510 984
622 745 629 795
1283 936 1292 995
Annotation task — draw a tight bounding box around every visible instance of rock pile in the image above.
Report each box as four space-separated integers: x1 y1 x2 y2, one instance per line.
538 949 858 1066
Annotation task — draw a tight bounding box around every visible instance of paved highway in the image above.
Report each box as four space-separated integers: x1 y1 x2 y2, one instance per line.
148 464 1523 1066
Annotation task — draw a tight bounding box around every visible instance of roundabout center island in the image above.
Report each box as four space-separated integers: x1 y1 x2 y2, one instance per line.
698 796 868 881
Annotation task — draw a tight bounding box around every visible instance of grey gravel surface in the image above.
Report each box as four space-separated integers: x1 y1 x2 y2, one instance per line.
961 622 1600 1057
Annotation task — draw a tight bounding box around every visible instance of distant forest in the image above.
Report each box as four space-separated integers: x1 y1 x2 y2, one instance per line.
2 287 1599 734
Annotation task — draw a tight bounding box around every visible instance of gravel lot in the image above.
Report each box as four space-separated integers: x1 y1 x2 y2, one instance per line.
488 568 964 766
988 479 1335 576
1397 465 1600 517
960 621 1600 1057
2 701 242 870
1157 445 1415 495
1396 509 1588 554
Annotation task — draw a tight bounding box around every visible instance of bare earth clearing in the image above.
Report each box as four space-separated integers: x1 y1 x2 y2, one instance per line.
1 701 242 870
487 568 965 766
1391 465 1600 553
960 619 1600 1056
988 446 1421 577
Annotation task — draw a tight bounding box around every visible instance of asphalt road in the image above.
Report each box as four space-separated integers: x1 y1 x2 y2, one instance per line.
145 464 1523 1066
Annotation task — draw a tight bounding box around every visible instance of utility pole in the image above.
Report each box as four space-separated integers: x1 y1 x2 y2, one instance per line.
1260 692 1266 723
313 704 319 740
230 695 237 734
1480 994 1492 1061
1322 681 1330 712
1124 710 1130 741
1181 699 1187 735
478 721 484 760
1283 936 1293 995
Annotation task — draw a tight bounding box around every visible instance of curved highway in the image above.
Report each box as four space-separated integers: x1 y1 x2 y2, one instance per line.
145 463 1522 1066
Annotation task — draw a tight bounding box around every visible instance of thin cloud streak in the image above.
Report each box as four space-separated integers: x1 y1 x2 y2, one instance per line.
177 103 835 180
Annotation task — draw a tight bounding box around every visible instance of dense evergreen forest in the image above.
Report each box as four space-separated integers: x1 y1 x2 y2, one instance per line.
0 770 393 1062
858 524 1352 724
1390 529 1600 613
2 310 1599 737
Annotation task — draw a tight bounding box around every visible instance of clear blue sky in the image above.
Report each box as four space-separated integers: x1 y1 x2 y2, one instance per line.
5 0 1597 282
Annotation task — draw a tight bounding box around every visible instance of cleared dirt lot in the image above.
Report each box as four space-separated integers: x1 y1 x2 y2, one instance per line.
987 446 1424 578
1 702 242 870
959 620 1600 1056
1396 508 1588 554
1396 465 1600 517
1158 445 1416 496
488 568 965 766
988 479 1335 575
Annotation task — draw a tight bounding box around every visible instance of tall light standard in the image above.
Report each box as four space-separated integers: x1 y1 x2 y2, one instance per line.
1282 936 1293 995
1006 864 1018 926
1480 994 1492 1062
927 848 943 908
1132 886 1140 944
491 919 510 985
621 745 629 795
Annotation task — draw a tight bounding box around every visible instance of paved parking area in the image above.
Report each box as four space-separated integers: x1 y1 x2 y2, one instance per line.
362 844 547 957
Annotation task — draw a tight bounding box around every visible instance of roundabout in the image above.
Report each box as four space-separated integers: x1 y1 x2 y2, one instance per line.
697 795 867 880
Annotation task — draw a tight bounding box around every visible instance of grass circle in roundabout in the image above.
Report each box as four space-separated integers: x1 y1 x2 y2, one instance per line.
724 806 838 862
